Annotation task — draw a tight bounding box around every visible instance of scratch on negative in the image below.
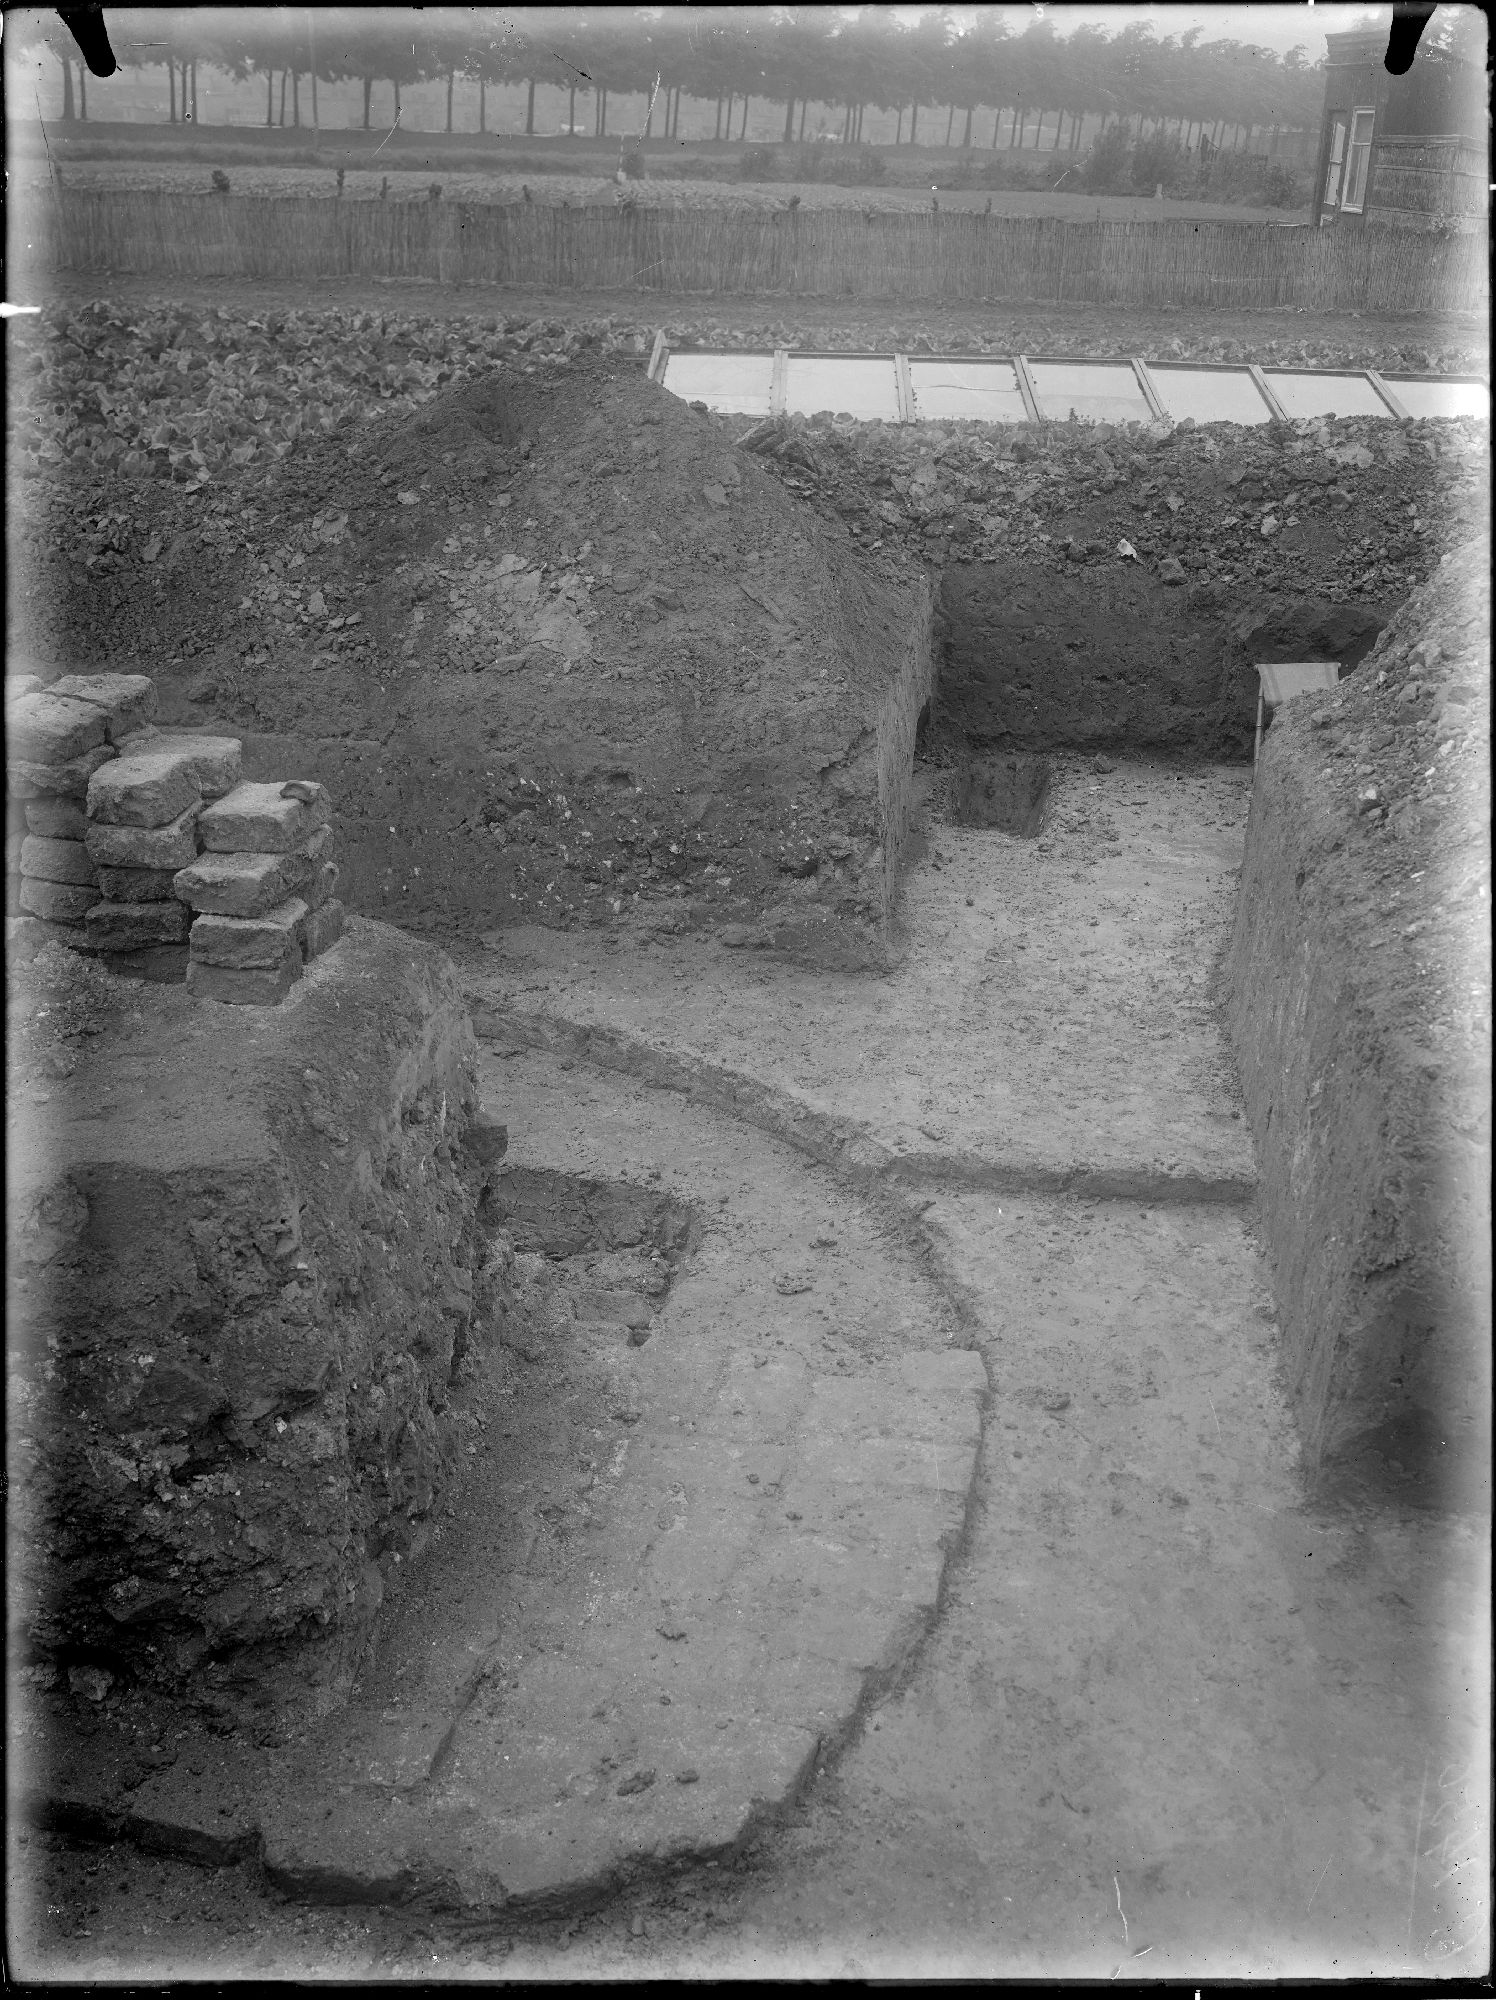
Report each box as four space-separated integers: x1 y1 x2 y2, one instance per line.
1306 1859 1331 1912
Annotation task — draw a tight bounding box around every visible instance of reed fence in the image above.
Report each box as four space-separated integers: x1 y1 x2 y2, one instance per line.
32 188 1490 316
1368 137 1488 230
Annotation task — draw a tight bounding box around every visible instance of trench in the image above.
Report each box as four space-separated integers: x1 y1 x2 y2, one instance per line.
932 558 1386 763
409 623 1482 1973
663 552 1482 1973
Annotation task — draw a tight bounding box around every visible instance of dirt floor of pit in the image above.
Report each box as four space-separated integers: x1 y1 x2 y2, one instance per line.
10 755 1487 1980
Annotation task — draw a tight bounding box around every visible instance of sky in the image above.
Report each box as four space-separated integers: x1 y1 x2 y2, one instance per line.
6 2 1406 72
888 6 1388 62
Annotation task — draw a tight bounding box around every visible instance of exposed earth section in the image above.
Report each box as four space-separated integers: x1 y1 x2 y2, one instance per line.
7 295 1485 953
1225 539 1490 1506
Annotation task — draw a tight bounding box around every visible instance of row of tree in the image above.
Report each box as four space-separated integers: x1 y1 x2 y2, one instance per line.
32 5 1329 148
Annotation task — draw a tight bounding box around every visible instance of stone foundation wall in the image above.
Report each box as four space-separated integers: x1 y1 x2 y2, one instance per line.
6 920 508 1699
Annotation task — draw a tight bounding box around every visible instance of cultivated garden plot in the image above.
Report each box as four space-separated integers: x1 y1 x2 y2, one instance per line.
5 264 1489 1983
15 157 1308 225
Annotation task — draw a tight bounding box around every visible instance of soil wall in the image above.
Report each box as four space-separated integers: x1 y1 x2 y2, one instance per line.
1223 541 1490 1508
6 920 507 1701
194 549 929 970
937 563 1385 758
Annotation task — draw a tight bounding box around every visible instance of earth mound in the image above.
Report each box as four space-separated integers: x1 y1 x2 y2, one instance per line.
142 354 935 963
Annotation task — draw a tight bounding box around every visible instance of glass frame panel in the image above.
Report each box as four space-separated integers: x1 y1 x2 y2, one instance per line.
1027 360 1152 425
660 352 775 416
1323 117 1348 208
1384 377 1489 422
1341 107 1375 214
908 359 1028 423
1147 365 1273 426
1258 370 1392 420
782 356 901 421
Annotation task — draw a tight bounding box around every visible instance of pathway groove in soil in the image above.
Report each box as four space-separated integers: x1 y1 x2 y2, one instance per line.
19 1048 986 1920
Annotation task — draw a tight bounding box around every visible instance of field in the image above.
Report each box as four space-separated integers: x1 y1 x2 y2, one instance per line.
21 156 1307 225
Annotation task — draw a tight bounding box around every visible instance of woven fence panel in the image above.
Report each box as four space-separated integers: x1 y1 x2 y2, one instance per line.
41 190 1492 317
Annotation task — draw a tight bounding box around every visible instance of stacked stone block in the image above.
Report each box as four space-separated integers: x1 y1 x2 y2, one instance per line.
83 728 245 981
7 670 345 1007
6 671 158 951
176 779 345 1006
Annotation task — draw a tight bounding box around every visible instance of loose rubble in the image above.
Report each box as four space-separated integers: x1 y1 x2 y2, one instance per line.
715 403 1487 602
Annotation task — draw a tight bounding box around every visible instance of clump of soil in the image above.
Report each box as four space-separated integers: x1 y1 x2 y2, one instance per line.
6 941 127 1082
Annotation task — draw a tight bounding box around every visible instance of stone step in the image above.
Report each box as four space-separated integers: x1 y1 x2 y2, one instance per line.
24 796 89 842
9 744 116 800
96 864 182 904
189 898 309 971
19 878 98 925
85 900 192 952
185 956 303 1007
173 826 333 919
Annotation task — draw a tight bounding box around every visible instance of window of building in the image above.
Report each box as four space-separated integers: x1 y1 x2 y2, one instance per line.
1323 118 1348 210
1341 107 1375 212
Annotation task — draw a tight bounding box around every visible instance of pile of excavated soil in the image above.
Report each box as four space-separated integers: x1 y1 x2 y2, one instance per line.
22 351 934 964
717 403 1487 598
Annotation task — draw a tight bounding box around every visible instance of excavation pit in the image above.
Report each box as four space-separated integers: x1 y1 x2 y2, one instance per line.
935 561 1386 762
950 753 1052 836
